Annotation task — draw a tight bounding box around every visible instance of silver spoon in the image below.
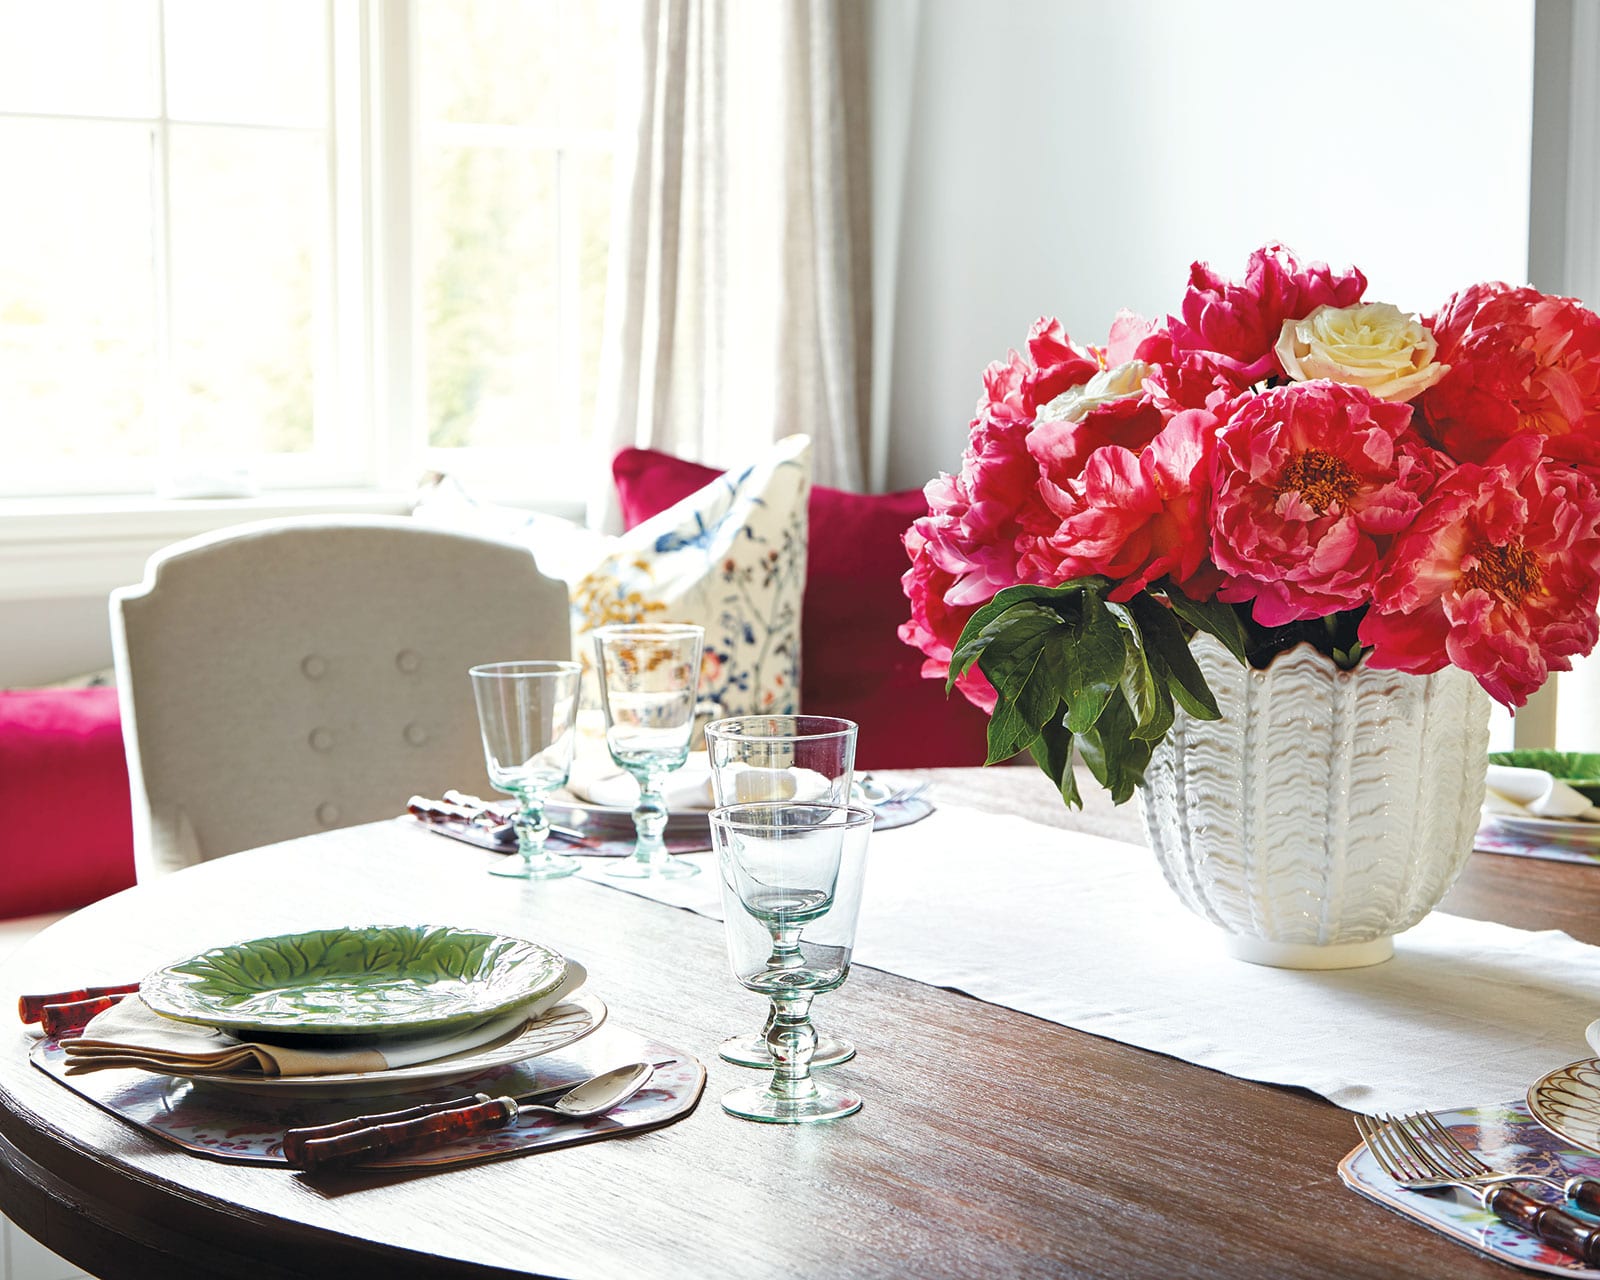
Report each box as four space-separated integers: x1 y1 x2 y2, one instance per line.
515 1061 655 1121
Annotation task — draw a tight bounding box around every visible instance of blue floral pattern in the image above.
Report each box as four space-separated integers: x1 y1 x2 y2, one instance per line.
572 436 811 717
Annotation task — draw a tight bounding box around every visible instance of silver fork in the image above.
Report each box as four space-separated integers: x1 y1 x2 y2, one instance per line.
1390 1109 1600 1212
1354 1112 1600 1264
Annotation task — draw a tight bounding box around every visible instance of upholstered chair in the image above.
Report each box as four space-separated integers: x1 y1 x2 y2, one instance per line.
110 515 568 879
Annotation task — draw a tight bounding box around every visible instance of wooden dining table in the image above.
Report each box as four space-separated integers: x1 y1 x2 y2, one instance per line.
0 766 1593 1280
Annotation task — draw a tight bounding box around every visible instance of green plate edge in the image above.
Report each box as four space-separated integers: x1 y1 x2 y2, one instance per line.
140 924 567 1038
1489 751 1600 802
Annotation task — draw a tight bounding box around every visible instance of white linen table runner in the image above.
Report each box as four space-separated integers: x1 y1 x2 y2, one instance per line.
578 803 1600 1114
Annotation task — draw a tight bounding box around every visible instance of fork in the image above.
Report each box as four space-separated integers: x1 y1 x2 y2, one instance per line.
1390 1109 1600 1212
1354 1112 1600 1264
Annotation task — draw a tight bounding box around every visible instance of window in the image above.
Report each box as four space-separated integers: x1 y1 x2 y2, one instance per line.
0 0 621 501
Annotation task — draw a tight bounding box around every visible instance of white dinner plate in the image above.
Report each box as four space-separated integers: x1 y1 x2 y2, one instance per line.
1483 811 1600 844
171 991 606 1098
1527 1056 1600 1153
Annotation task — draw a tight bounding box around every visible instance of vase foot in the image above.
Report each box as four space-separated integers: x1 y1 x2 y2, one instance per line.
1221 934 1394 970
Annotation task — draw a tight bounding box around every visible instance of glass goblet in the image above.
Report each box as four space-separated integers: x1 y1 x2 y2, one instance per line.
710 801 873 1123
592 622 705 880
469 660 583 880
705 714 858 1069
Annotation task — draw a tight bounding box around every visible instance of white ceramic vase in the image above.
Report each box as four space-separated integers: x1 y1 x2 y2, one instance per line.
1137 635 1490 970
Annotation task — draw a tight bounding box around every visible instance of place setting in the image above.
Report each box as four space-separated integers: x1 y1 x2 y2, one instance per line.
1475 751 1600 866
16 922 706 1172
1339 1006 1600 1275
408 624 935 878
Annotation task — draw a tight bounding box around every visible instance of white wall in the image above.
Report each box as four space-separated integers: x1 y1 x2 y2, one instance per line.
876 0 1536 491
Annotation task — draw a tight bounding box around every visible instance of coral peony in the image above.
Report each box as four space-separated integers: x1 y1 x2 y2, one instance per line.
1419 283 1600 476
1168 243 1366 383
1019 409 1222 601
1360 437 1600 706
980 318 1100 426
899 522 998 712
1210 381 1437 625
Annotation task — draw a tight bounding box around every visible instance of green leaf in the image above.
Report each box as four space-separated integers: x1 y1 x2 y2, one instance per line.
1105 601 1175 743
1062 592 1128 734
973 605 1065 697
1162 585 1249 664
1127 594 1220 721
1076 691 1157 803
947 578 1110 688
1028 714 1081 808
986 696 1038 764
972 605 1070 762
950 598 1062 688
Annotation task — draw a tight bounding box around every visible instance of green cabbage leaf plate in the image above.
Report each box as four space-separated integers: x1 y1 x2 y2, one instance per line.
1489 751 1600 802
140 925 566 1037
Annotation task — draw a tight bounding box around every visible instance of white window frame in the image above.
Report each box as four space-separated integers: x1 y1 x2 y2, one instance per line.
0 0 614 508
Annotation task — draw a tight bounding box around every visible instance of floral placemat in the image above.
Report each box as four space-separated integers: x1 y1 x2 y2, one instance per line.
1477 822 1600 868
1339 1100 1600 1275
418 793 935 859
31 1022 704 1171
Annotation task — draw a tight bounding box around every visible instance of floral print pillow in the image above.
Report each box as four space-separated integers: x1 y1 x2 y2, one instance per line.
572 434 811 717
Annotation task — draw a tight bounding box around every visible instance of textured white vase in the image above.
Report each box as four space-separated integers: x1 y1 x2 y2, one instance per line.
1137 635 1490 970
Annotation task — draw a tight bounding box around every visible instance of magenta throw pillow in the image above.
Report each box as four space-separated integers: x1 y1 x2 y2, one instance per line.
0 688 136 919
611 447 991 768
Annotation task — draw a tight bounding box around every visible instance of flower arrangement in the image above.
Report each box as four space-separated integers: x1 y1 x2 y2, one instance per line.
899 244 1600 804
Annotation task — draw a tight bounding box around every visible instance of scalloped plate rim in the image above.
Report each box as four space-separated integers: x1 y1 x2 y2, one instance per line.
1526 1056 1600 1154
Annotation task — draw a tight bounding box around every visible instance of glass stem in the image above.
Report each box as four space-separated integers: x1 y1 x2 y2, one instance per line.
514 799 549 871
631 769 669 869
765 992 819 1104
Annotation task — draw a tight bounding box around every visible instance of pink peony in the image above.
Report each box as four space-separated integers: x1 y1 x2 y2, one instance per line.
1359 436 1600 706
1419 283 1600 477
1018 409 1223 602
1168 244 1367 383
1026 381 1168 491
1210 381 1437 625
899 522 998 713
980 318 1100 426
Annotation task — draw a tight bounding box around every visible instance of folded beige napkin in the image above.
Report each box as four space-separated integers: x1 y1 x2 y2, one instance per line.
63 961 585 1077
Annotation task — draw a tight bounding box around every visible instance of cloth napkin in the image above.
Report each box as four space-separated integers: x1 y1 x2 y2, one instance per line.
1485 763 1600 821
568 754 717 810
63 961 586 1077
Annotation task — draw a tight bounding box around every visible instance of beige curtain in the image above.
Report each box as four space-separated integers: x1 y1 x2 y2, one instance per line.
591 0 872 526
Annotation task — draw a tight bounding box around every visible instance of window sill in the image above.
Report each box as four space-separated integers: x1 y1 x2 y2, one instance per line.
0 489 416 603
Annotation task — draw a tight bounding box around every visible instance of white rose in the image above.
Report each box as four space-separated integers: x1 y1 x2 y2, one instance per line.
1036 359 1152 424
1274 302 1447 403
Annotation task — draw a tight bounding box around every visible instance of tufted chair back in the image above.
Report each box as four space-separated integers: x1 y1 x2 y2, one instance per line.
110 515 569 880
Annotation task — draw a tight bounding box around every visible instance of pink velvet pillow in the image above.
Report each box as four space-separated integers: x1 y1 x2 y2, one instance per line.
611 448 991 768
0 688 136 919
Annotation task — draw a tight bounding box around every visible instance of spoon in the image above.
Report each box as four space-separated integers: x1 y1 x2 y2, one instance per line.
288 1062 657 1170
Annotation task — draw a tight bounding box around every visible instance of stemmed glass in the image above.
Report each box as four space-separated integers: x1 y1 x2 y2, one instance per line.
469 661 583 880
709 801 874 1123
592 623 705 880
705 715 858 1068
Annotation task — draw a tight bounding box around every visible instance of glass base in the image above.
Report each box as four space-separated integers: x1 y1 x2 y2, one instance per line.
605 856 700 880
721 1080 862 1124
719 1030 855 1069
490 852 581 880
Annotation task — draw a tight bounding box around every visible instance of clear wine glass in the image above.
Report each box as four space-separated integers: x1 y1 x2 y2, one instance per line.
592 623 705 880
709 801 873 1123
704 715 858 1069
469 660 583 880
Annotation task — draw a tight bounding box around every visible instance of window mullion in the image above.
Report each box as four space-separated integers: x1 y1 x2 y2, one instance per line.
151 0 177 474
370 0 420 489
